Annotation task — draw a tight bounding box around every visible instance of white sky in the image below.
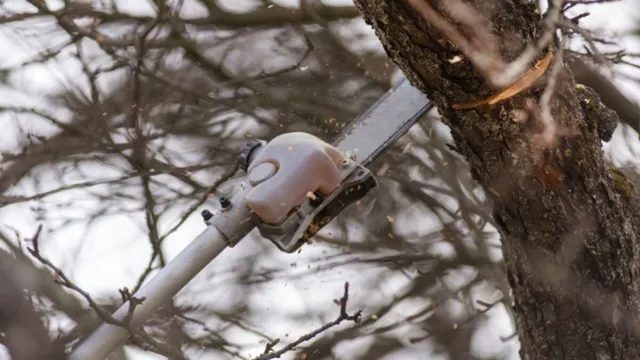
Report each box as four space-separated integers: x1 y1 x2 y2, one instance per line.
0 1 638 360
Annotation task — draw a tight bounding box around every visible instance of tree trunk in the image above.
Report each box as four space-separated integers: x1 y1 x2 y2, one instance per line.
353 1 640 359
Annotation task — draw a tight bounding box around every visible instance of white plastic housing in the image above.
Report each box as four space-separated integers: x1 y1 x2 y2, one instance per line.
246 132 344 224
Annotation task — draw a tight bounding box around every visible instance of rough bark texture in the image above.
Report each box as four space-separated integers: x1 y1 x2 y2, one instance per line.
353 1 640 359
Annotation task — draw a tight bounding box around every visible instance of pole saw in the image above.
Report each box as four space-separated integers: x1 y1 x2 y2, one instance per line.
69 78 435 360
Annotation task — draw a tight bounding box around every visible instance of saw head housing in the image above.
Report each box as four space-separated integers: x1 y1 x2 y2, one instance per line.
239 133 377 253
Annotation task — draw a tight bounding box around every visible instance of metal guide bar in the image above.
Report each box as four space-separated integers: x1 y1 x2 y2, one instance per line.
333 78 435 167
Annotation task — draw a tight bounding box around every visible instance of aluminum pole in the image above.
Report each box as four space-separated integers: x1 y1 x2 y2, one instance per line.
70 184 256 360
69 225 229 360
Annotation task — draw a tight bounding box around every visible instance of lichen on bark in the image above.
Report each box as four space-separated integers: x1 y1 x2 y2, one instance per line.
576 84 619 142
353 1 640 359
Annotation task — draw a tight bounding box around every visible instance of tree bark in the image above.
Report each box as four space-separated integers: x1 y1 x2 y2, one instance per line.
353 1 640 359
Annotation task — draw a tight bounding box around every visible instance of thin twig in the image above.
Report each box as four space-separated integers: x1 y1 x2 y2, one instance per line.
254 282 362 360
26 225 185 359
535 34 568 147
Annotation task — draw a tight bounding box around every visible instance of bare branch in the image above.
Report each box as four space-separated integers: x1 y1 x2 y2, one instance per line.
254 282 362 360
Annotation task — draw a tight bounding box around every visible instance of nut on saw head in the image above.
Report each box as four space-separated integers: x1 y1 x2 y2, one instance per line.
238 139 266 172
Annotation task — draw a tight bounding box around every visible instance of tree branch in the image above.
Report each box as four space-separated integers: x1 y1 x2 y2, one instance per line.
254 282 362 360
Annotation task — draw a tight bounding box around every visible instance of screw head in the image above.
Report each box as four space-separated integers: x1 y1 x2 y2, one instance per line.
201 209 213 221
219 197 232 210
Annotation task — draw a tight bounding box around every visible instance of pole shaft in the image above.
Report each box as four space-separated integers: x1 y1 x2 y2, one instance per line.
69 225 229 360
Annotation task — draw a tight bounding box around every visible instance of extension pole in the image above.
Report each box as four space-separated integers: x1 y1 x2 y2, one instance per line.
70 129 348 359
70 189 255 360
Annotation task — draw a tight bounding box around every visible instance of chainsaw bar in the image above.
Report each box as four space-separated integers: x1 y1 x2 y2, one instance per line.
252 78 435 253
287 79 435 250
333 78 435 166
